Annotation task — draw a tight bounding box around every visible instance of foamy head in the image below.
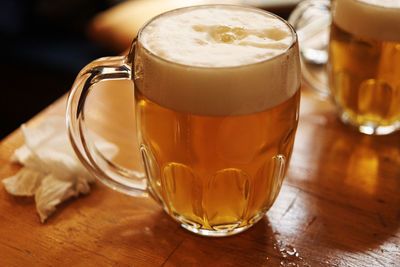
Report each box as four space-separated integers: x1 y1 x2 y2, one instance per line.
333 0 400 42
140 5 294 67
133 5 300 116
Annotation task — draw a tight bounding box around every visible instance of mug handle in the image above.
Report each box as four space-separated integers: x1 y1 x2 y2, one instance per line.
66 48 148 197
288 0 331 98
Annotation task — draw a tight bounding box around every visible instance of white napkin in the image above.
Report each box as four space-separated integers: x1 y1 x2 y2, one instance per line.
2 116 118 222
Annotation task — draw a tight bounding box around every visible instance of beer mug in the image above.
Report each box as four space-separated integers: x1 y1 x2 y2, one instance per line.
67 5 301 236
289 0 400 135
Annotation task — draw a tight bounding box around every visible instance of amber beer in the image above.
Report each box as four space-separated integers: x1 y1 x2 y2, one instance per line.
133 5 301 236
329 0 400 134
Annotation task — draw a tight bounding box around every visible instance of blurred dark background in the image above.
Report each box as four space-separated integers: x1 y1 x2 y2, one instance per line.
0 0 119 139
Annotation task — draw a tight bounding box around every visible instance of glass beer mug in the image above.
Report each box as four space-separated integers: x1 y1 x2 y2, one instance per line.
290 0 400 135
67 5 301 236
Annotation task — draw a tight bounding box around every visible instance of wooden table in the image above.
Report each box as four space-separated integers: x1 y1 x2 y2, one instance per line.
1 81 399 266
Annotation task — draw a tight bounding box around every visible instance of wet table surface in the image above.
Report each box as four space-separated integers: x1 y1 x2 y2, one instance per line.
0 81 399 266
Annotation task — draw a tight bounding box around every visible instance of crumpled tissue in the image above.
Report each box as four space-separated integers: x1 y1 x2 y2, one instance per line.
2 116 118 222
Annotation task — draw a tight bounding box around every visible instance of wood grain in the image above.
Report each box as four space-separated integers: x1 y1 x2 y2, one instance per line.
0 83 399 266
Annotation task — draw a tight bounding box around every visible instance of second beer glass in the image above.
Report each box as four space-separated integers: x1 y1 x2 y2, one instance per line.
290 0 400 135
329 0 400 135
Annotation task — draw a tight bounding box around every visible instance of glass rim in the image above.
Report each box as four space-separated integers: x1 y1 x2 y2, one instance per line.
132 4 298 70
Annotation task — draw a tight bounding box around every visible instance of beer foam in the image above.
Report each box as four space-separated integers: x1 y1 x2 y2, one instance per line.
334 0 400 42
134 5 300 116
140 5 294 67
